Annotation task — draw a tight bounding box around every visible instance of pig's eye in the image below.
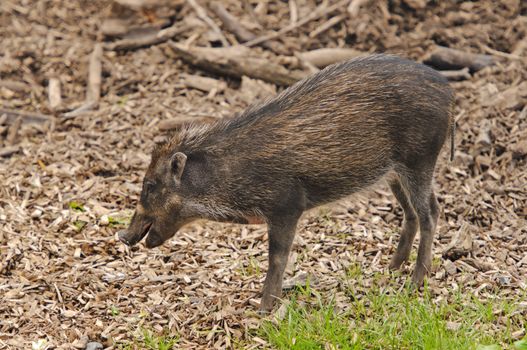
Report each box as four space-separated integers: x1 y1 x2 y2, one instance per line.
143 181 156 194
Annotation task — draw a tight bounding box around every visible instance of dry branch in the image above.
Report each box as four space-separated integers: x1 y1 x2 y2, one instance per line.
209 3 286 54
87 44 102 103
209 3 255 42
297 48 364 68
289 0 298 24
244 0 350 47
293 52 320 74
169 42 308 86
425 46 495 72
181 74 227 92
0 108 53 124
101 18 129 38
439 67 471 81
347 0 370 17
6 116 22 146
63 44 102 118
0 80 30 93
63 101 98 119
480 44 523 61
0 145 20 157
309 15 346 38
104 24 188 51
187 0 229 47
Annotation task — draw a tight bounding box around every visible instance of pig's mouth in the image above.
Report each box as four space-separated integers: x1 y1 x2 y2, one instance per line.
118 222 152 246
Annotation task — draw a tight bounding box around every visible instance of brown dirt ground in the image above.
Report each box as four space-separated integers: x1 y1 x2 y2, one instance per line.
1 0 526 348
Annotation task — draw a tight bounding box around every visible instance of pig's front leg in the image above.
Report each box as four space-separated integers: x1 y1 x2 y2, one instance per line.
260 214 301 313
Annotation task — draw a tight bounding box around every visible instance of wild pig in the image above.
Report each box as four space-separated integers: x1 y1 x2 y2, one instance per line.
118 54 455 312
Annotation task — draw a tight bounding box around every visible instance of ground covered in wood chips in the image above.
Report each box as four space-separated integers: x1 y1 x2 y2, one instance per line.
1 0 526 349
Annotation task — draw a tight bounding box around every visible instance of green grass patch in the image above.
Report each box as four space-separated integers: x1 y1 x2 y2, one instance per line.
261 269 526 350
107 215 131 227
68 201 85 212
73 220 87 231
116 327 178 350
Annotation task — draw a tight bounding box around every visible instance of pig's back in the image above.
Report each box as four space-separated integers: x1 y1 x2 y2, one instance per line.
177 55 454 206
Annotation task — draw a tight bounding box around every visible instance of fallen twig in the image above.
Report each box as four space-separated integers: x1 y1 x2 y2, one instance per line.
169 42 308 86
181 74 227 92
104 24 188 51
6 116 22 146
87 44 102 103
293 52 320 74
480 44 523 61
0 145 21 157
48 77 62 110
101 18 129 38
244 0 350 47
0 108 53 124
187 0 229 47
289 0 298 24
0 80 30 93
347 0 370 17
424 46 495 72
209 3 255 43
63 101 98 119
309 15 345 38
63 44 102 118
297 48 364 68
439 67 471 81
209 3 286 54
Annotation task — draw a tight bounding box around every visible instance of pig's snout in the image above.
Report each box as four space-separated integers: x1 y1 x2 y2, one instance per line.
117 222 152 246
118 229 135 246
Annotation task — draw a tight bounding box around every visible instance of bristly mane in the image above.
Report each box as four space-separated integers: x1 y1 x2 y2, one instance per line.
153 54 447 159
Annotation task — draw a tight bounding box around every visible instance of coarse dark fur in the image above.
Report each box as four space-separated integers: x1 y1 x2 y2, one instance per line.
119 54 455 312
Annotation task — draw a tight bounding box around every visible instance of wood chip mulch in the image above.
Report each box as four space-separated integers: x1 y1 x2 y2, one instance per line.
0 0 526 348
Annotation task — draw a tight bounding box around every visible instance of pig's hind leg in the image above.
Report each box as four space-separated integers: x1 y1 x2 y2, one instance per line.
388 177 418 270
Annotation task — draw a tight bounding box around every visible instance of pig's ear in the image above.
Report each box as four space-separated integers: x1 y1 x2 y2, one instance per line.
170 152 187 185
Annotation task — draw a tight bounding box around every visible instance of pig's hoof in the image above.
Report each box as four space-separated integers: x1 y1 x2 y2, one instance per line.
388 256 406 270
258 308 271 316
410 270 426 288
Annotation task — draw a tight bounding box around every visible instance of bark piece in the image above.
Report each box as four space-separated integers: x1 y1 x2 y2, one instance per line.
510 140 527 159
442 223 473 261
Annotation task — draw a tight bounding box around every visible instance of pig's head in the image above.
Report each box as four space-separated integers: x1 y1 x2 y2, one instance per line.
118 148 193 248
